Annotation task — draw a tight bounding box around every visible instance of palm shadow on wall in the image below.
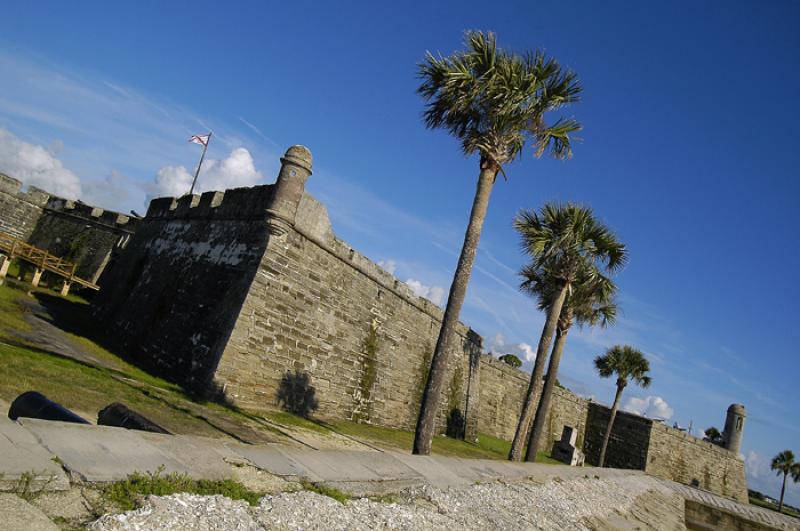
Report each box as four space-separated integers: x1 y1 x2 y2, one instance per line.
276 370 319 418
446 408 465 439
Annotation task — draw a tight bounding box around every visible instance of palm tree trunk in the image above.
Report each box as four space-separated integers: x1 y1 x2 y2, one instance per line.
413 158 498 455
508 282 569 461
598 383 624 467
779 473 787 513
524 323 570 462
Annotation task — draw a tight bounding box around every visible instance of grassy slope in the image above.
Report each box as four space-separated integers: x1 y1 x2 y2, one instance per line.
328 419 561 463
0 280 563 463
0 282 224 435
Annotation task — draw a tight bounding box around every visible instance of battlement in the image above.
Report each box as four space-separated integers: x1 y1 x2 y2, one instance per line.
0 173 22 195
144 184 276 221
45 198 138 230
0 173 51 207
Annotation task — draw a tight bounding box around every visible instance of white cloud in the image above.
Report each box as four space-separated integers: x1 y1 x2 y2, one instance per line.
0 128 81 198
405 278 445 306
148 147 263 199
489 333 537 363
745 450 769 480
378 259 397 275
623 395 674 420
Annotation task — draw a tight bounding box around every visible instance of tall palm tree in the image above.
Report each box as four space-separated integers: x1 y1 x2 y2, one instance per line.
413 31 582 455
522 265 618 462
771 450 796 513
508 204 626 461
594 345 651 467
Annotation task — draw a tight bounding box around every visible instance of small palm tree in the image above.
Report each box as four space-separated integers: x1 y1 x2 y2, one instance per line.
508 203 626 461
703 427 723 445
771 450 796 513
594 345 651 467
413 31 582 456
522 264 617 462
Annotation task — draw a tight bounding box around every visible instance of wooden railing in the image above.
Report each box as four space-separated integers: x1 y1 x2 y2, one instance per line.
0 231 100 291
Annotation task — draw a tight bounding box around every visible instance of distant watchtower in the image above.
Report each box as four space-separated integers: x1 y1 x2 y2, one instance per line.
722 403 746 455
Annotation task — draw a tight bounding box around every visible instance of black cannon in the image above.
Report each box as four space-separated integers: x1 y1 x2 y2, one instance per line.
8 391 90 424
97 402 171 434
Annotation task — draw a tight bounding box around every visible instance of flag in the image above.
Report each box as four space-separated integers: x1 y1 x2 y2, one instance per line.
189 134 210 147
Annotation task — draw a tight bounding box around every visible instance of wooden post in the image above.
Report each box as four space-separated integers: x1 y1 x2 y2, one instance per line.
60 280 72 297
31 267 43 287
0 254 9 285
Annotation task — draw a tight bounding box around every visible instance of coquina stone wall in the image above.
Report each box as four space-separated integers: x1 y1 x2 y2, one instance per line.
584 402 652 470
214 191 479 432
646 423 748 502
0 172 138 285
475 355 589 453
92 188 276 390
582 402 747 502
0 173 49 240
28 198 138 283
93 145 747 501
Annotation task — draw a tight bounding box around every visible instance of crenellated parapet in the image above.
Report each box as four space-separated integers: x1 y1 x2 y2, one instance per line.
45 197 138 230
0 173 54 240
144 185 276 221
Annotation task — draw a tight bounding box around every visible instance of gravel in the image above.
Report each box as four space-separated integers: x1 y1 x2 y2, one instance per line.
88 475 683 530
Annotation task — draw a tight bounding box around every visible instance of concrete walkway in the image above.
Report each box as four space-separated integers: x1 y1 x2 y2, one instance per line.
2 415 798 530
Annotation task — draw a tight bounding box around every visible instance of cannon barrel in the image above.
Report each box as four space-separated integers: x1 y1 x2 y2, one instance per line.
8 391 90 424
97 402 171 434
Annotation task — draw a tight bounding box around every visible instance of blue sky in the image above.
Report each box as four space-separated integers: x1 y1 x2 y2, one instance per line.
1 0 798 503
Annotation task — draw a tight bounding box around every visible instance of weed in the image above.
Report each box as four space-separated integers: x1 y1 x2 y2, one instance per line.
301 481 349 504
13 471 55 501
102 466 264 511
368 492 399 504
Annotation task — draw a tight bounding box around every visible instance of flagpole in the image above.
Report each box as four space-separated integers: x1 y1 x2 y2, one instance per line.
189 131 212 196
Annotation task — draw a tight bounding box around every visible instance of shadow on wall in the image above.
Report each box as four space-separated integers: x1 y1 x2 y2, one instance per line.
277 370 319 418
446 408 466 439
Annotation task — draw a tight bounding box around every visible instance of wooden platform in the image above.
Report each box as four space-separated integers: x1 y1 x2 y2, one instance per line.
0 231 99 292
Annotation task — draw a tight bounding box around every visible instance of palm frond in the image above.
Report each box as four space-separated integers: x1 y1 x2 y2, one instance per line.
417 30 582 168
594 345 651 390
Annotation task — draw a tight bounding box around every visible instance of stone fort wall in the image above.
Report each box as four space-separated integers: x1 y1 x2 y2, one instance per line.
92 187 276 390
214 191 481 431
476 354 590 454
92 145 747 501
0 172 50 240
646 422 748 502
0 172 138 283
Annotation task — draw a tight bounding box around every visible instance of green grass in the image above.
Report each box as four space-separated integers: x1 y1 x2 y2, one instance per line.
261 410 332 434
5 260 21 279
0 282 183 393
0 281 34 340
329 419 562 463
103 467 264 511
301 482 349 503
750 496 800 518
0 341 223 436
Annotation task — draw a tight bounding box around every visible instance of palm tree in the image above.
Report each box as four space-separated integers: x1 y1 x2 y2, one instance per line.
522 265 618 462
771 450 796 513
508 204 626 461
594 345 651 467
412 31 582 455
703 426 723 445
